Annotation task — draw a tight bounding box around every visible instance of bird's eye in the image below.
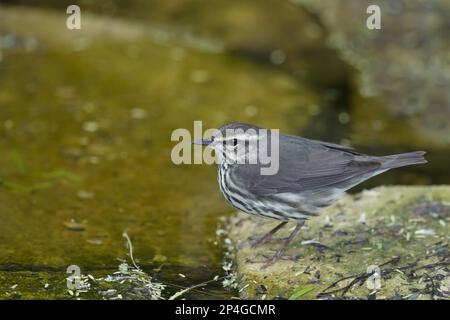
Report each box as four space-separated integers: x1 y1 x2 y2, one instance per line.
232 138 238 146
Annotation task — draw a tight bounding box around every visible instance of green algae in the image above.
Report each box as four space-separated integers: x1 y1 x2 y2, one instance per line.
0 6 319 298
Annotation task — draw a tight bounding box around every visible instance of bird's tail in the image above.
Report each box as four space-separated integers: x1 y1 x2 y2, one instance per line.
380 151 427 169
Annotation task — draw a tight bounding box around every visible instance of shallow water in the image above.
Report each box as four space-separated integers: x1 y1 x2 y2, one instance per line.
0 4 449 299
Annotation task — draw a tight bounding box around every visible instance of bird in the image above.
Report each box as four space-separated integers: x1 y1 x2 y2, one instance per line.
194 122 427 268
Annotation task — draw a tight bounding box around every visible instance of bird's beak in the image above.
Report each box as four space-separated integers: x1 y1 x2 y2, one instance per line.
192 139 213 146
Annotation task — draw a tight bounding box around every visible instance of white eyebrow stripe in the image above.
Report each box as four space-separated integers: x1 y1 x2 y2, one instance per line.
217 134 261 141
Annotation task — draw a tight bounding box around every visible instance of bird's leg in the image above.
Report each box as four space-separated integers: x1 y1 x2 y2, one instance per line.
248 221 288 248
261 220 305 269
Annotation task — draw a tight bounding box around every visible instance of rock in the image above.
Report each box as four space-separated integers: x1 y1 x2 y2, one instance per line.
292 0 450 146
226 186 450 299
63 219 87 231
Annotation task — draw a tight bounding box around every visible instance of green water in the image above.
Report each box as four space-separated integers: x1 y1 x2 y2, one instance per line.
0 4 448 299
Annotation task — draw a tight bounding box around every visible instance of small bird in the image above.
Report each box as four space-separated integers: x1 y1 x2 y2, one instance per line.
194 122 427 268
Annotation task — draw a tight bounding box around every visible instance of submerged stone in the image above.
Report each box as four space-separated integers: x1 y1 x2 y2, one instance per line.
0 5 318 298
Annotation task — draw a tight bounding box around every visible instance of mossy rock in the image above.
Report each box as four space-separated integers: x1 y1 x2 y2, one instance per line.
293 0 450 146
226 186 450 300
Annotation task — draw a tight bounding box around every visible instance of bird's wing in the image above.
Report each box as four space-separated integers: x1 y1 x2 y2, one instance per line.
232 135 381 196
305 137 360 154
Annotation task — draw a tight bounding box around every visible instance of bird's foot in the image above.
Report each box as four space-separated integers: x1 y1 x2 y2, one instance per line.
246 221 289 248
259 251 303 269
244 221 306 269
247 235 291 248
281 253 303 261
248 234 274 248
260 221 305 269
270 236 292 243
246 252 302 266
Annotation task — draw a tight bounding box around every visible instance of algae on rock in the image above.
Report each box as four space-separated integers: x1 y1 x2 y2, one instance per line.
227 186 450 300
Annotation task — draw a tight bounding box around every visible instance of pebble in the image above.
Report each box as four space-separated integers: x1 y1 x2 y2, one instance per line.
82 121 98 133
64 219 86 231
270 49 286 65
77 190 94 199
130 108 147 120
